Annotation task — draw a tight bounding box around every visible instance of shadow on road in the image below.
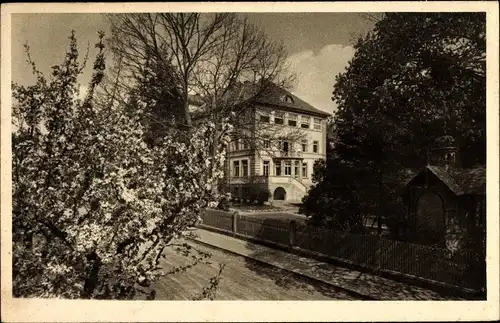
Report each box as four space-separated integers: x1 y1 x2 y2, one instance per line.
243 255 356 299
240 217 359 300
239 218 467 300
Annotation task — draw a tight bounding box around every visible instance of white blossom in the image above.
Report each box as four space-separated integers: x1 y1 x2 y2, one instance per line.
12 32 228 299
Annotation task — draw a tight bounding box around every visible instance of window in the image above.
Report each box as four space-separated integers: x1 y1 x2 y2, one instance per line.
288 114 297 127
260 115 270 123
263 139 271 149
242 160 248 177
241 139 247 150
275 162 282 176
313 141 319 153
259 109 271 123
302 163 308 178
281 141 291 156
301 140 308 152
233 139 240 151
274 112 284 125
294 161 300 177
263 161 270 176
300 116 310 129
282 95 294 103
314 118 322 130
284 161 292 176
233 161 240 177
282 141 290 152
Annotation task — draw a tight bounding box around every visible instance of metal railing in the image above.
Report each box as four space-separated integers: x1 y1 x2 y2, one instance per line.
199 209 486 292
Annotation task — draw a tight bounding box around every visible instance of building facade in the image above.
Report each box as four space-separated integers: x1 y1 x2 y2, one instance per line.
402 136 486 252
225 85 330 203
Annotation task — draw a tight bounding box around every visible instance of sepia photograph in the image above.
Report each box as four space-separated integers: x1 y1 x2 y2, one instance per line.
1 2 499 322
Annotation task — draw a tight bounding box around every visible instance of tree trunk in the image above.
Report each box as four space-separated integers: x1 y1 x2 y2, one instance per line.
82 252 102 298
183 76 192 130
184 98 192 129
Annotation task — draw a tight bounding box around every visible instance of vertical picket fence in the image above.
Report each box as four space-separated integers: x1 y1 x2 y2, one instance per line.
199 209 485 291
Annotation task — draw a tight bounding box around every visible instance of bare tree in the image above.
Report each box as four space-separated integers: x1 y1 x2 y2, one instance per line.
103 13 305 191
104 13 295 134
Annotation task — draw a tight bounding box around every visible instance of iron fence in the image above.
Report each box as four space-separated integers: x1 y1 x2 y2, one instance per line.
200 209 233 232
200 209 485 291
237 215 290 246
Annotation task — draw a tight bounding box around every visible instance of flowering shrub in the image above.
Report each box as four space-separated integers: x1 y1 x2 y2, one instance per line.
12 31 229 299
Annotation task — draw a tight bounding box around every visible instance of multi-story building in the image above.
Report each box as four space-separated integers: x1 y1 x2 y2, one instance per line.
225 84 330 203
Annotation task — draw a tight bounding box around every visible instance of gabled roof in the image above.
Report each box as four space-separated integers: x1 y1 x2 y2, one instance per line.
408 165 486 196
401 168 421 186
253 82 331 118
448 166 486 195
234 81 330 118
426 166 465 195
189 81 331 119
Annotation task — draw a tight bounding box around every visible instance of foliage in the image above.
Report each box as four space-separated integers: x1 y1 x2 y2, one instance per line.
383 199 412 239
252 187 271 205
238 187 271 205
216 194 231 211
302 13 486 235
334 12 486 168
257 189 272 205
124 58 186 146
12 31 230 298
301 159 367 232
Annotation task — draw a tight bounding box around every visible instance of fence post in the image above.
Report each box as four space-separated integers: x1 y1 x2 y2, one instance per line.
232 211 239 235
376 234 381 270
289 220 297 248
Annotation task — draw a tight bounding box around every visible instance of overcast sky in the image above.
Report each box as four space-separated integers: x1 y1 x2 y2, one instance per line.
11 13 376 115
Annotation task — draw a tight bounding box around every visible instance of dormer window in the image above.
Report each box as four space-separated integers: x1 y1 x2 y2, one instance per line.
281 95 294 104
